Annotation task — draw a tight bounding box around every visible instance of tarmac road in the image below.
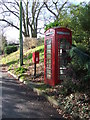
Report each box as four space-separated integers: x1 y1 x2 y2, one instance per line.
0 66 65 119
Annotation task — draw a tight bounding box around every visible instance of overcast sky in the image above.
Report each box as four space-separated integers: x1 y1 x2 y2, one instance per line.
3 0 90 43
70 0 89 4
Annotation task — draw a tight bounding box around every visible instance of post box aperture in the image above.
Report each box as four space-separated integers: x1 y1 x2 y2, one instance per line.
44 27 72 86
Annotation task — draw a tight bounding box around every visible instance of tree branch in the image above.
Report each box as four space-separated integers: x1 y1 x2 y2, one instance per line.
0 19 19 30
59 0 68 12
44 2 58 19
0 18 25 35
2 2 19 18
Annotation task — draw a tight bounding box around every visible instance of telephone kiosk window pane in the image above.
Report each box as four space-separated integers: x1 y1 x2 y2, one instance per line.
47 44 51 49
66 42 70 49
47 74 51 79
47 60 51 64
47 54 51 58
60 39 66 49
46 39 52 79
47 49 51 54
58 38 70 80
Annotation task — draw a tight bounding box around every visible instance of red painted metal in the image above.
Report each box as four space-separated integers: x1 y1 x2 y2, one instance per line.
32 51 39 64
44 27 72 86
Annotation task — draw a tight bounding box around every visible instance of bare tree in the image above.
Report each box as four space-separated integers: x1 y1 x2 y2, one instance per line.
0 0 44 38
0 0 70 38
43 0 69 22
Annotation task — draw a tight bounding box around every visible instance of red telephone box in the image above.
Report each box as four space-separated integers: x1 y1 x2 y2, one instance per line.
44 27 72 86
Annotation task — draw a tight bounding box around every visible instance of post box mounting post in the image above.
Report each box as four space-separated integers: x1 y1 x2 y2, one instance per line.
32 51 39 78
34 63 36 77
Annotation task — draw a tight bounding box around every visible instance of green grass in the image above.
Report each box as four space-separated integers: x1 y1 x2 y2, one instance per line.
24 45 44 56
0 44 44 68
15 67 28 74
1 50 20 65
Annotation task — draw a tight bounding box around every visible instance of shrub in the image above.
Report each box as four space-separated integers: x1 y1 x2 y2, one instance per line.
15 67 27 74
69 45 90 76
4 45 17 54
65 45 90 92
28 53 32 59
45 20 60 31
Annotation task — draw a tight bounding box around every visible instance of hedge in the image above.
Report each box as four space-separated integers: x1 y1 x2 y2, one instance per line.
4 45 18 54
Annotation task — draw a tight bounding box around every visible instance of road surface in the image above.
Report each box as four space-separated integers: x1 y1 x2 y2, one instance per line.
0 66 65 119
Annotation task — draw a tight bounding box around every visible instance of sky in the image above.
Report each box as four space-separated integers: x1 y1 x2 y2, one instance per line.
2 0 90 43
75 0 89 4
70 0 89 4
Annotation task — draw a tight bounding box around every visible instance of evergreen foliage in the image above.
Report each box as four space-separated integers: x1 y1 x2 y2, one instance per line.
45 21 60 31
68 45 90 91
4 45 18 54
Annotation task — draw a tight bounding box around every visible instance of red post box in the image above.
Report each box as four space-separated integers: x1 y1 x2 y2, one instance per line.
44 27 72 86
32 51 39 64
32 51 39 77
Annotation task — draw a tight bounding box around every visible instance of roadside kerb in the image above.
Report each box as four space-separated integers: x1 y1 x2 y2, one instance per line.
8 71 60 108
8 71 18 79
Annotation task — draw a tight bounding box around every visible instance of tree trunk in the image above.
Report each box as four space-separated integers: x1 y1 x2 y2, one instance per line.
32 28 37 38
26 1 29 37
